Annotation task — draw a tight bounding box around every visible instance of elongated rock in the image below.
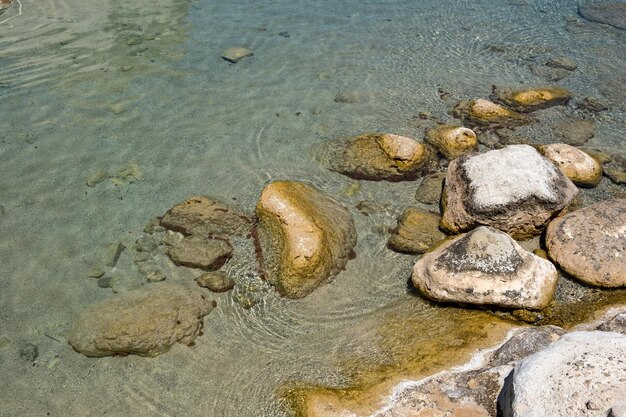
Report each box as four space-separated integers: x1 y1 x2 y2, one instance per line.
451 99 532 127
412 226 558 310
68 282 216 357
256 181 357 298
491 86 572 113
441 145 578 239
539 143 603 187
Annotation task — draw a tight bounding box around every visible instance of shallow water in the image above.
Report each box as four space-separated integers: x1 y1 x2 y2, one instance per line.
1 0 625 416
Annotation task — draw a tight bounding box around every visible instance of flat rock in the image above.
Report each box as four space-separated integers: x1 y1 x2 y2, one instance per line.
579 3 626 30
545 199 626 288
195 271 235 293
160 195 251 237
168 236 232 270
68 282 216 357
441 145 578 239
452 99 533 127
425 125 478 159
314 133 437 181
256 181 357 298
554 119 596 146
500 331 626 417
605 167 626 184
221 47 253 63
387 207 447 254
415 172 446 205
491 86 572 113
412 226 559 310
539 143 603 187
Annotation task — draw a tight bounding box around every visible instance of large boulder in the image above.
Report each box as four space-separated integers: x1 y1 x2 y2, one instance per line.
160 195 251 237
441 145 579 239
545 199 626 288
256 181 357 298
538 143 603 187
500 331 626 417
412 226 558 310
68 282 216 357
314 133 437 181
490 86 572 113
387 207 447 254
451 99 533 127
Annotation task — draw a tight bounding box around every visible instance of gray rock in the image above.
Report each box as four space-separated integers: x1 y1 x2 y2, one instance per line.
488 326 565 367
195 271 235 293
133 251 152 263
596 312 626 335
102 242 125 267
554 119 596 146
605 167 626 184
68 282 216 357
86 264 106 278
577 97 609 113
500 331 626 417
387 207 446 254
545 56 577 71
19 343 38 362
579 3 626 30
412 226 559 309
529 64 570 81
415 172 446 205
168 236 232 271
136 236 158 253
97 275 112 288
441 145 578 239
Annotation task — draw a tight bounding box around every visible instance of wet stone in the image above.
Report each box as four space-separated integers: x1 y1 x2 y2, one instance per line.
451 99 532 127
415 172 446 205
545 56 577 71
136 236 158 253
144 217 166 234
578 2 626 30
554 119 596 146
604 167 626 184
161 230 184 247
145 271 166 283
334 91 359 103
117 163 143 183
19 343 38 362
86 170 109 187
87 264 106 278
97 275 112 288
133 252 152 263
195 271 235 293
125 35 143 46
168 236 232 271
529 64 570 82
490 86 572 113
103 242 125 267
387 207 446 254
577 97 609 113
221 47 253 63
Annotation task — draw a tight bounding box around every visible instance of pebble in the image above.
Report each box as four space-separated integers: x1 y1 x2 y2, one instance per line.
97 275 112 288
221 47 253 63
86 170 109 187
19 343 38 362
334 91 359 103
195 271 236 293
136 236 158 252
554 119 596 146
125 35 143 46
107 103 126 115
133 252 152 263
143 217 165 234
87 264 106 278
103 242 125 267
146 271 166 283
415 172 446 205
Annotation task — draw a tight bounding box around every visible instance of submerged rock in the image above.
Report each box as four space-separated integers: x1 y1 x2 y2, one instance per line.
578 3 626 30
160 195 251 238
314 133 437 181
412 226 558 310
195 271 235 293
545 199 626 288
500 331 626 417
387 207 446 254
415 172 446 205
256 181 357 299
545 56 577 71
451 99 533 127
68 282 216 357
604 167 626 185
168 236 232 271
539 144 603 187
554 119 596 146
221 47 253 63
441 145 578 239
490 86 572 113
425 124 478 159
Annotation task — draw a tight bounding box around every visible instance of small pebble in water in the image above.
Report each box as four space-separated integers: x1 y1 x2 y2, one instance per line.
86 170 109 187
19 343 38 362
126 35 143 46
87 264 106 278
121 65 133 72
278 31 290 37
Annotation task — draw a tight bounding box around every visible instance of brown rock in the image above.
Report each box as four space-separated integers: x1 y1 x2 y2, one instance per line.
545 57 577 71
387 208 446 254
539 144 603 187
425 125 478 159
415 172 446 205
256 181 357 298
491 86 572 113
604 167 626 184
451 99 533 127
168 236 232 270
314 133 437 181
441 145 578 239
545 199 626 288
195 271 235 293
554 119 595 146
68 282 216 357
160 195 251 237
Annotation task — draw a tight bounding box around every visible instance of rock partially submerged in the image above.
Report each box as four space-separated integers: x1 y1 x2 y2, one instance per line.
68 282 216 357
545 199 626 288
452 99 532 127
314 133 437 181
256 181 357 299
441 145 578 239
425 124 478 159
491 86 572 113
539 143 603 187
412 226 559 310
500 331 626 417
387 207 446 254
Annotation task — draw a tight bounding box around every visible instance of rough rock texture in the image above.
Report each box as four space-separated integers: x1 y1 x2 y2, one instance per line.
415 172 446 205
500 331 626 417
168 236 232 270
545 199 626 288
579 3 626 30
487 326 565 367
491 86 572 113
554 119 596 146
160 195 251 237
68 282 216 357
425 125 478 160
412 226 559 310
539 143 603 187
451 99 533 127
314 133 437 181
387 207 447 254
256 181 357 299
441 145 579 239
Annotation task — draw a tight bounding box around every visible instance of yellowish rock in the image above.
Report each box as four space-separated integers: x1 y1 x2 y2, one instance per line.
425 125 478 159
256 181 357 299
221 47 253 63
491 86 572 112
452 99 532 127
539 143 602 187
387 207 446 254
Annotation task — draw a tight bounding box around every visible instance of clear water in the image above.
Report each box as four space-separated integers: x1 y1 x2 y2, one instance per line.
1 0 625 416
